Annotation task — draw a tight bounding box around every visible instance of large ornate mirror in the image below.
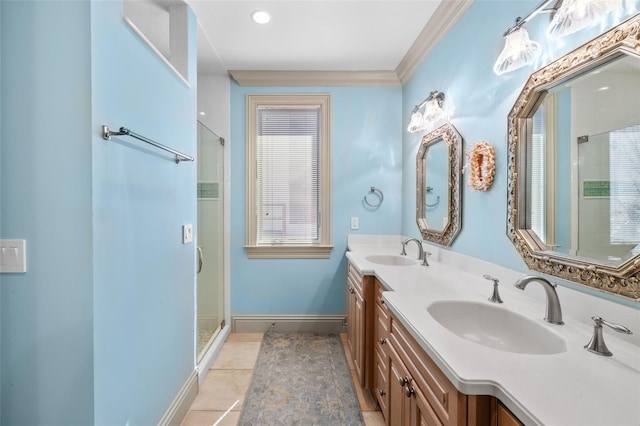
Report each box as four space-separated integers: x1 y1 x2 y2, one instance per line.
507 14 640 300
417 123 462 246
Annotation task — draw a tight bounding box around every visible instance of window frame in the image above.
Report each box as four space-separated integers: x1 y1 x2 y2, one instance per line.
245 94 333 258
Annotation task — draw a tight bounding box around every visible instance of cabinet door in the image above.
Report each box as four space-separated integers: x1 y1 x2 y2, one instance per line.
353 288 366 386
410 383 444 426
388 344 411 426
497 402 524 426
346 283 356 368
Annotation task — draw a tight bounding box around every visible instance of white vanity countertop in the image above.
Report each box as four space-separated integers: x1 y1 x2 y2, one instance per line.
345 242 640 426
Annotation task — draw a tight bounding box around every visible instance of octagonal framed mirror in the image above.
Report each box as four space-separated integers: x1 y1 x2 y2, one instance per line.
417 123 462 246
507 13 640 300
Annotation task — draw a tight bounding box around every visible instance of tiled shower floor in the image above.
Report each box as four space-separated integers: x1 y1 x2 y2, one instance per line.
181 333 385 426
197 328 215 358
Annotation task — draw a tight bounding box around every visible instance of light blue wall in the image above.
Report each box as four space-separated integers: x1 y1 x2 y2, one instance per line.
1 1 94 424
230 85 402 315
90 1 197 424
401 0 640 307
1 1 198 424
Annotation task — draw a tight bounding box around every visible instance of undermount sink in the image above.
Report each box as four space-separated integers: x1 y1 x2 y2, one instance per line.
427 300 567 355
365 254 416 266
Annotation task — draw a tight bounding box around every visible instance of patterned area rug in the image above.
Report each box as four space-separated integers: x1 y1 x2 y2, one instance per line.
238 332 364 425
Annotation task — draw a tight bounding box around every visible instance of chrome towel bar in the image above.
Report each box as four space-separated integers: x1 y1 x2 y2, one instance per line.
102 125 194 164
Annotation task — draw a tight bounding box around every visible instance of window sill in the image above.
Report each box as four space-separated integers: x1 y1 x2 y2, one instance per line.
244 245 334 259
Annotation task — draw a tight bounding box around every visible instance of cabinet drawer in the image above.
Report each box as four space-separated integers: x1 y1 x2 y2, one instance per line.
375 278 389 306
375 302 390 351
374 347 389 419
347 262 363 295
390 318 461 425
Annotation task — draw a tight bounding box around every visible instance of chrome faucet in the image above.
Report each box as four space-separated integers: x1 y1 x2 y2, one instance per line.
401 238 424 262
514 275 564 324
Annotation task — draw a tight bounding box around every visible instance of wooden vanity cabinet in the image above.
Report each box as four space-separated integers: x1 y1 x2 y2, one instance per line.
346 261 374 387
345 267 526 426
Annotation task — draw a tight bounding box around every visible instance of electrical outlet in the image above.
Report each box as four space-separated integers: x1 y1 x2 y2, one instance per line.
350 217 359 230
0 240 26 273
182 224 193 244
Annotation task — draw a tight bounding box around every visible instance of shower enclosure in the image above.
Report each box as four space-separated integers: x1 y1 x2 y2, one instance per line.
196 121 225 361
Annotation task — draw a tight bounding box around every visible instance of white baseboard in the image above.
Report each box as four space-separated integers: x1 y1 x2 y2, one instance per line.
158 369 198 426
198 326 231 383
232 315 348 334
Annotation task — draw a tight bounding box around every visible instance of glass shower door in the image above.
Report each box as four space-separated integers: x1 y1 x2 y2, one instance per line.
197 121 225 362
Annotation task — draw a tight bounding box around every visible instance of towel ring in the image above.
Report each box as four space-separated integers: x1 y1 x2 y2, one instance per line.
424 186 439 208
364 186 384 208
426 195 440 208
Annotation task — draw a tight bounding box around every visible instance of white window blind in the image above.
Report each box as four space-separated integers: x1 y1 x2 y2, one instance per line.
530 105 546 240
256 106 320 244
610 124 640 245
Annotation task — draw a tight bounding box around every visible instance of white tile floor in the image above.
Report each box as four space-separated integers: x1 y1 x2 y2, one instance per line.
181 333 385 426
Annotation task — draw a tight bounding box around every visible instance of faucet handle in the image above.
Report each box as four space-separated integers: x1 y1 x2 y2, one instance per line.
592 316 632 335
584 316 633 356
483 274 498 284
422 251 431 266
484 275 503 303
400 241 407 256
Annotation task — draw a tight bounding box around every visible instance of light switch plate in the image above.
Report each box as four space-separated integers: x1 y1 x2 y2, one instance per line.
182 224 193 244
0 239 27 273
350 217 359 230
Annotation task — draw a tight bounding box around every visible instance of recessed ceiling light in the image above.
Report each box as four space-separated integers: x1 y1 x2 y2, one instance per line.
199 111 206 116
251 10 271 25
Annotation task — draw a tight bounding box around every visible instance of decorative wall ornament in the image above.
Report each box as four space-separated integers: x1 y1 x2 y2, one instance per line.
465 141 495 191
506 13 640 301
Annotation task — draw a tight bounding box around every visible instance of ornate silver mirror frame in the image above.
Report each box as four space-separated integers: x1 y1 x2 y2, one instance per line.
507 14 640 300
417 123 462 246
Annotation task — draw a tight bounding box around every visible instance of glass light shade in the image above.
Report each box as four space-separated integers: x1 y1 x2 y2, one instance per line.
407 111 427 133
546 0 620 39
493 27 541 75
423 98 445 124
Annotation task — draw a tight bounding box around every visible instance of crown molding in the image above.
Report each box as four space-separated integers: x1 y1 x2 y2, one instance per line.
229 0 474 87
396 0 474 84
229 70 400 87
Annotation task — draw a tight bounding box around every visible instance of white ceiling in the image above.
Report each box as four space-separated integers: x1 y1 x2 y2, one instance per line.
123 0 450 77
187 0 443 75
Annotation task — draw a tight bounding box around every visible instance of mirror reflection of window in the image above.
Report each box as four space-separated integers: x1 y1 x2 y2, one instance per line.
530 105 546 240
530 95 557 250
610 125 640 249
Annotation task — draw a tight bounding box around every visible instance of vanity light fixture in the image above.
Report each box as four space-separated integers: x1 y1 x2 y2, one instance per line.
493 25 541 75
407 91 446 134
547 0 621 39
251 10 271 24
494 0 625 76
